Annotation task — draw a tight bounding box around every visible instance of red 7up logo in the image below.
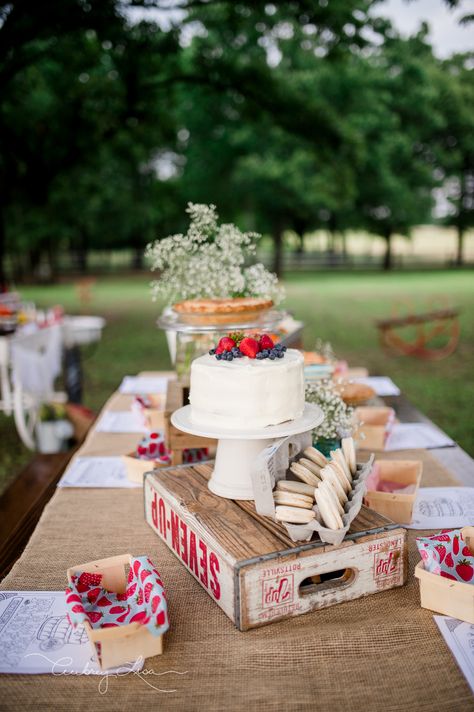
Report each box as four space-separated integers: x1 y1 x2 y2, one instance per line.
263 575 294 607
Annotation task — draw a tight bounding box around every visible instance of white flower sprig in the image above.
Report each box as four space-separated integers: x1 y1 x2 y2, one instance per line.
314 338 336 363
305 379 354 440
145 203 285 305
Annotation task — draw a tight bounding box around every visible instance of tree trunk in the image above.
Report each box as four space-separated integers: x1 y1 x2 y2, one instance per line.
77 249 88 273
292 217 306 256
456 224 464 267
340 232 347 262
272 224 284 278
28 247 42 281
0 201 6 291
326 230 335 254
295 232 304 255
46 241 58 282
131 243 143 270
455 168 466 267
383 229 393 270
77 232 88 273
12 250 25 284
327 213 337 263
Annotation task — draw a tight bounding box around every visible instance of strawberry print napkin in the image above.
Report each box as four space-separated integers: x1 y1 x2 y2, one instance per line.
416 530 474 583
134 395 153 409
135 432 171 464
182 447 209 464
65 556 169 635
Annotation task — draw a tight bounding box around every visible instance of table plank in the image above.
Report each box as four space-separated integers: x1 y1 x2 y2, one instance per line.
383 393 474 486
0 450 77 578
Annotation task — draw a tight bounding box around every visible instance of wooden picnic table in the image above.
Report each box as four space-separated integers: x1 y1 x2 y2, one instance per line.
1 373 473 711
383 392 474 486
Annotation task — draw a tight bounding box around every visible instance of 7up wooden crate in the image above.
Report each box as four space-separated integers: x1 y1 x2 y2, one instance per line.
144 462 408 631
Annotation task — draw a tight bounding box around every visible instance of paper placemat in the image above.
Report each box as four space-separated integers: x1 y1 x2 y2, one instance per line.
385 423 454 451
435 616 474 695
0 591 142 675
119 376 170 395
406 487 474 529
58 457 140 489
95 411 146 434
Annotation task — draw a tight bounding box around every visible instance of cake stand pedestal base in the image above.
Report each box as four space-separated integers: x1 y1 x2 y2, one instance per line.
171 404 324 501
209 438 269 499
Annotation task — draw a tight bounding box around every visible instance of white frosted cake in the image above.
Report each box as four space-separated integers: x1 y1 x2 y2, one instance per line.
189 348 305 429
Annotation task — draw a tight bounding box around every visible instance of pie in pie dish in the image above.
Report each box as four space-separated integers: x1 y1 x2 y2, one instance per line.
172 297 273 325
338 382 375 406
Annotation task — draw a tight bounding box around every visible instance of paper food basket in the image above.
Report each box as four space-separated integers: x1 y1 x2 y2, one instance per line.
66 553 168 670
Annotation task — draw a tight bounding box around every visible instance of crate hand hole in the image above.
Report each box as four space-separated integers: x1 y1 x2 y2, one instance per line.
299 568 355 596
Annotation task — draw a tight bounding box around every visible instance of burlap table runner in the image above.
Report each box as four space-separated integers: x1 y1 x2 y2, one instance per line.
79 431 144 458
1 445 472 711
76 384 168 459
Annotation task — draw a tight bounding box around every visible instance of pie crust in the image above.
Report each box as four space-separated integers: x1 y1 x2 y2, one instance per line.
172 297 273 325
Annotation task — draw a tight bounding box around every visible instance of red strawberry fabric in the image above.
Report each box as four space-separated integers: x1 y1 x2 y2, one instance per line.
416 529 474 584
134 432 171 464
65 556 169 636
182 447 209 464
134 395 153 409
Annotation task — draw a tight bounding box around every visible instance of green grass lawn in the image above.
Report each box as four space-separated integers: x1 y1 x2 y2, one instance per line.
1 270 473 492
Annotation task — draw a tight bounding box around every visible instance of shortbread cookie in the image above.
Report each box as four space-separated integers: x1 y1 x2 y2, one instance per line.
320 465 348 504
331 448 353 484
276 480 315 498
329 458 352 493
273 491 314 509
315 488 343 530
298 457 322 477
319 479 344 516
275 505 316 524
303 446 327 468
290 462 320 487
342 437 356 476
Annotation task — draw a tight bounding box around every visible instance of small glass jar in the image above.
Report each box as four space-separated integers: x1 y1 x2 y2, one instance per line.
313 436 341 457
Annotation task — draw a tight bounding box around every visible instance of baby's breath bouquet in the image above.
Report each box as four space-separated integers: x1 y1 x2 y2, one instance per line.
306 379 354 441
145 203 284 305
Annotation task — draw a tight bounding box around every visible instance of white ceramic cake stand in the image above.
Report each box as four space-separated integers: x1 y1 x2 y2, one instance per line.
171 403 324 500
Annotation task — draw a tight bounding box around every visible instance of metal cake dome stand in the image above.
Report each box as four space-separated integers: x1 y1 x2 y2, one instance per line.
157 307 288 377
171 403 324 500
157 308 286 334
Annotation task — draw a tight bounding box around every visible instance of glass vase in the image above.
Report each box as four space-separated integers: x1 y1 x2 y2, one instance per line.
174 332 215 382
313 436 341 457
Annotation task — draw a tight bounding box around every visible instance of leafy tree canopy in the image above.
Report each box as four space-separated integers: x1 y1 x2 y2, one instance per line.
0 0 472 282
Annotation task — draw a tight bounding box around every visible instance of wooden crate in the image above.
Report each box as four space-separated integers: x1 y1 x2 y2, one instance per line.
415 561 474 624
414 526 474 624
355 406 396 450
144 463 408 631
140 394 166 431
164 379 217 465
364 460 422 524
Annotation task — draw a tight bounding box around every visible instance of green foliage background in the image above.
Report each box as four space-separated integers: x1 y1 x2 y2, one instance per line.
0 0 473 280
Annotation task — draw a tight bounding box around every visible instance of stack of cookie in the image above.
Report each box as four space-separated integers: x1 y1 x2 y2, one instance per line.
274 437 357 530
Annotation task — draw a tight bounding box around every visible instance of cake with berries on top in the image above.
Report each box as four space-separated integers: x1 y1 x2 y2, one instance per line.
189 332 305 429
